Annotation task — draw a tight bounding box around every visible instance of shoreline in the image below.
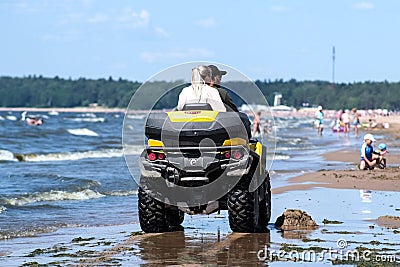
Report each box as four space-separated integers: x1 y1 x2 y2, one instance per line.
272 114 400 195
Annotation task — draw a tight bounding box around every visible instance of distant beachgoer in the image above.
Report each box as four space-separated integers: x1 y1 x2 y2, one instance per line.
351 108 361 137
177 65 226 112
314 106 324 135
359 133 379 170
263 119 272 135
367 119 378 130
337 109 343 122
341 109 350 133
252 111 262 137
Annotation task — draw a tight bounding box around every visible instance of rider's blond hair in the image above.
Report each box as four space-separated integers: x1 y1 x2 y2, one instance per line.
191 65 211 100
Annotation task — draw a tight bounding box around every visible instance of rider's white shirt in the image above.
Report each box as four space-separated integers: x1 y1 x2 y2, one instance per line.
177 84 226 112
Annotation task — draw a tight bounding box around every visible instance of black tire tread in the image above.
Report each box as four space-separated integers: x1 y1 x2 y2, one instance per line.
138 187 168 233
228 188 256 232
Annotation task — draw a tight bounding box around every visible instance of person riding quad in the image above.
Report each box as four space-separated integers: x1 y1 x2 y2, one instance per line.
208 65 239 112
177 65 226 112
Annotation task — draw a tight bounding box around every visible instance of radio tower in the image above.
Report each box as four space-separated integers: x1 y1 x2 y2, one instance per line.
332 46 335 84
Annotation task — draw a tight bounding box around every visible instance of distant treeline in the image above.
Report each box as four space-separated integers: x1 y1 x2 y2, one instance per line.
0 76 399 110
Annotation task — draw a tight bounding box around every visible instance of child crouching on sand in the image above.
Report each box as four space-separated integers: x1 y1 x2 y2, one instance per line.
373 143 389 169
360 133 380 170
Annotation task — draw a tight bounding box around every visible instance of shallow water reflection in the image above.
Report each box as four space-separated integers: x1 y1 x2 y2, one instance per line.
136 229 271 266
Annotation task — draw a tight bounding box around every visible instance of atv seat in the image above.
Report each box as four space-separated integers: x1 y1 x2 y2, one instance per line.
182 103 213 111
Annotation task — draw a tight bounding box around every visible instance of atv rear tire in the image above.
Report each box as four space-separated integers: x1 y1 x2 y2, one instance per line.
138 187 168 233
228 187 259 232
258 175 271 228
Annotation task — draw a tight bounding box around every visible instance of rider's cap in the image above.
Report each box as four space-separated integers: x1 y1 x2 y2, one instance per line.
318 105 323 110
208 65 227 78
363 133 376 141
378 143 387 150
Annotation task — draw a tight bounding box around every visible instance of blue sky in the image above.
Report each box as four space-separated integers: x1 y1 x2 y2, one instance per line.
1 0 399 83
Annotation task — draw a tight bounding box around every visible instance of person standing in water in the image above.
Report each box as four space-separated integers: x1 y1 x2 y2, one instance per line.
314 106 324 136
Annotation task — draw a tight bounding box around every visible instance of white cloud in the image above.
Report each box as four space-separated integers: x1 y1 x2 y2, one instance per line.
140 48 214 63
353 2 375 10
154 27 170 38
117 9 150 28
196 17 217 28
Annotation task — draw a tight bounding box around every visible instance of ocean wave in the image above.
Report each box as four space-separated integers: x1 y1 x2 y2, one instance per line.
0 224 65 240
14 148 125 162
267 154 290 160
67 128 99 136
123 145 145 156
0 206 6 213
126 114 146 120
66 117 105 123
106 190 138 197
4 189 104 206
0 149 18 161
6 115 17 121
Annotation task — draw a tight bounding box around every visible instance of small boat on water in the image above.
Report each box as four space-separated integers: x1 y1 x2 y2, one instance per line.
26 117 43 126
21 111 43 125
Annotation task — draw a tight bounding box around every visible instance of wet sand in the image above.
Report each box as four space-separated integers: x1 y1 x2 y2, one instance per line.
272 114 400 195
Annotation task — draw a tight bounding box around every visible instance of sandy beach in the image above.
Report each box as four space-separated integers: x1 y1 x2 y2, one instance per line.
1 111 400 266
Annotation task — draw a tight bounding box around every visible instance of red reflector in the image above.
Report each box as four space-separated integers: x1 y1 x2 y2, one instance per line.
157 153 165 160
148 152 157 161
233 151 242 160
224 152 231 159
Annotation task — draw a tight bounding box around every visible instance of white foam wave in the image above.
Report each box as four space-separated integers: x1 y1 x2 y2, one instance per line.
107 190 138 196
67 117 105 123
6 115 17 121
5 189 104 206
48 110 59 116
127 114 146 120
67 128 99 136
0 149 18 161
267 155 290 160
123 145 145 156
0 206 6 213
19 149 124 162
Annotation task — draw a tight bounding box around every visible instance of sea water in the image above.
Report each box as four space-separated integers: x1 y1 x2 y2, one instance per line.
0 111 375 240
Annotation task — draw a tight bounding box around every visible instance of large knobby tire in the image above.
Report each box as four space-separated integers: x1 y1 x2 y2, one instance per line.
228 187 259 232
138 187 168 233
258 175 271 228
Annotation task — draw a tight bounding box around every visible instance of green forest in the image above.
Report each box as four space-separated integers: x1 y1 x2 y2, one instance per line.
0 75 399 111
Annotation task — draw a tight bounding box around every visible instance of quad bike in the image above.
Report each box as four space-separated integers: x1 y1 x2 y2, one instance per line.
138 103 271 233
